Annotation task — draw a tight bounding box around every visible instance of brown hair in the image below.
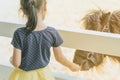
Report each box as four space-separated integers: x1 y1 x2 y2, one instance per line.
82 9 120 34
20 0 46 32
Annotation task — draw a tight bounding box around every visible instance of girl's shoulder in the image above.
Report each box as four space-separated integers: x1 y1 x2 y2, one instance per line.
13 27 26 36
47 26 59 33
15 27 28 33
14 26 58 35
14 27 26 33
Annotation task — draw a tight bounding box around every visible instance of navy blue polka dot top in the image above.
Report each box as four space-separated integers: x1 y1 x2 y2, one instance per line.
11 26 63 71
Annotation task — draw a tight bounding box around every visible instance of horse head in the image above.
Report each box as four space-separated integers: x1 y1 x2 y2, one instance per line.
82 10 112 32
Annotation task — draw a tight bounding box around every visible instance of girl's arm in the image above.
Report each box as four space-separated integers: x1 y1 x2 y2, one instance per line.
53 46 80 72
10 48 21 67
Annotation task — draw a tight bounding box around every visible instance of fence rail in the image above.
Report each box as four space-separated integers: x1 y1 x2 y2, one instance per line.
0 21 120 56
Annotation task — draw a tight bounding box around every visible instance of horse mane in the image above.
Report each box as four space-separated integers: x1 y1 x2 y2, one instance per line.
109 10 120 33
82 9 120 33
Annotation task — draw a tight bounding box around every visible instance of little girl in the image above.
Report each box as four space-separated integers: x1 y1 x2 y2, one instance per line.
9 0 80 80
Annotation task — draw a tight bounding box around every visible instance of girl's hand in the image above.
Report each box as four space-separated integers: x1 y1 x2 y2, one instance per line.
69 63 80 72
53 47 81 72
9 56 13 64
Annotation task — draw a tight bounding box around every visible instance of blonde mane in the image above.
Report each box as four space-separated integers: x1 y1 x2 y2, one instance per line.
82 9 120 34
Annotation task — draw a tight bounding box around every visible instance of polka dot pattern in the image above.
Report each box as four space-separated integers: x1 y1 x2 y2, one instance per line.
11 27 63 71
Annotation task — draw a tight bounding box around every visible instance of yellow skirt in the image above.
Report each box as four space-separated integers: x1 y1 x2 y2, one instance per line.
9 66 55 80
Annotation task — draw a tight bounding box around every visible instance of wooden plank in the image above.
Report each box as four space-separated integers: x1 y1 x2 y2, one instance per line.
59 29 120 56
0 21 22 37
0 22 120 56
0 65 13 80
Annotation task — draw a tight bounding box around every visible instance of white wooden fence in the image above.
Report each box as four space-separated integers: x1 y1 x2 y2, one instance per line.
0 21 120 80
0 21 120 56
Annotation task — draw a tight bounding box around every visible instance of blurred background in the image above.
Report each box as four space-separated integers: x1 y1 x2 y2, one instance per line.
0 0 120 80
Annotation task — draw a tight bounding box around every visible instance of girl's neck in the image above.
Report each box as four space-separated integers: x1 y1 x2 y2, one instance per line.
34 17 47 31
34 24 47 31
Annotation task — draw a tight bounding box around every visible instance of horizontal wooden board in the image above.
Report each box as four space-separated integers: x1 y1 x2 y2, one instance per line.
0 21 120 56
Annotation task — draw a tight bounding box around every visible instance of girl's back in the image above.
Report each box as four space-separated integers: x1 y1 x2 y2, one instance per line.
12 27 63 71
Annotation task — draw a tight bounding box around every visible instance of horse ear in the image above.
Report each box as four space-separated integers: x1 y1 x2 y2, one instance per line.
100 12 111 26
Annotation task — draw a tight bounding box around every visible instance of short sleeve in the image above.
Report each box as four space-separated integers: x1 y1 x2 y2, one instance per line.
52 29 63 47
11 30 21 50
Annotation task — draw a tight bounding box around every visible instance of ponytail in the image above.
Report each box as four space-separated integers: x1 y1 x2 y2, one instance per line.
20 0 45 32
26 4 37 32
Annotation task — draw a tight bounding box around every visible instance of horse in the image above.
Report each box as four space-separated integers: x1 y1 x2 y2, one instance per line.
73 9 120 70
